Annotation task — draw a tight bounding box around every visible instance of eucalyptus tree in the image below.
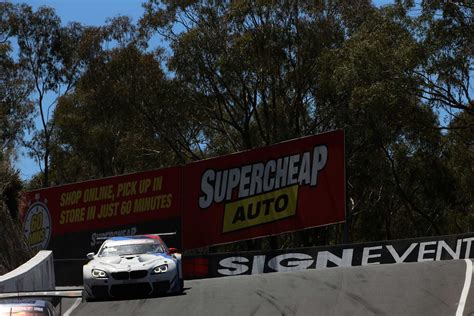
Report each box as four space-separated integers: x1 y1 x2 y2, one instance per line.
444 112 474 231
35 0 473 246
8 4 101 187
413 0 473 121
51 45 173 181
0 41 32 160
50 16 203 184
140 0 354 153
316 3 464 240
0 3 33 161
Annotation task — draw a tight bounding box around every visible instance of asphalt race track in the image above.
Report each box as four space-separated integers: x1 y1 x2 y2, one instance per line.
67 259 474 315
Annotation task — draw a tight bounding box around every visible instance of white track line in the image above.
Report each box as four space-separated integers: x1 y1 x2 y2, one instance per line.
63 297 82 316
456 259 473 316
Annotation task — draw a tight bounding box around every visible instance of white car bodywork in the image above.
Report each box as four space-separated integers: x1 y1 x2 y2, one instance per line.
82 235 183 300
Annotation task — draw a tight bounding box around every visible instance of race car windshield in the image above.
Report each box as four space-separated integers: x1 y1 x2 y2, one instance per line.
98 242 164 257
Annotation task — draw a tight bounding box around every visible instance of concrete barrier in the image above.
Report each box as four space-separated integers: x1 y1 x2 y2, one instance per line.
0 251 55 292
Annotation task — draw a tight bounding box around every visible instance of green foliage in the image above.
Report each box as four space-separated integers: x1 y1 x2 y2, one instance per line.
142 1 353 150
0 159 32 274
5 3 102 187
444 112 474 230
1 166 23 220
315 7 453 239
415 0 473 117
138 0 473 244
0 32 33 157
50 41 204 183
2 1 473 249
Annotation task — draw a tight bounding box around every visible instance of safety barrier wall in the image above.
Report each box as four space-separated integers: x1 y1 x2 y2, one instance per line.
0 251 55 292
183 232 474 279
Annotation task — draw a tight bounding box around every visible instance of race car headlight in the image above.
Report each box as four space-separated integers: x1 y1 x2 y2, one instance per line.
152 264 168 274
91 269 108 278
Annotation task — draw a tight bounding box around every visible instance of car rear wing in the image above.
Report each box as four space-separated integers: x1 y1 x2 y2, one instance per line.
95 231 177 242
149 232 177 236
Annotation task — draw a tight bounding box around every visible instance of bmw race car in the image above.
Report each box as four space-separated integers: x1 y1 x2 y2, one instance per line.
82 234 183 301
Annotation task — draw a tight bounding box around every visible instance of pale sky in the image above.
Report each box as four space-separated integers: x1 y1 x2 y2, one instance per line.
12 0 145 26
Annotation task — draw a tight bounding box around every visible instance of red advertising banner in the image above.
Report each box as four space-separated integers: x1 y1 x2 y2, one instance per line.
21 130 345 254
182 130 345 249
22 167 182 251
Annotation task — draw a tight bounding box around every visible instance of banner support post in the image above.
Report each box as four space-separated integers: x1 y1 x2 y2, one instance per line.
342 129 350 244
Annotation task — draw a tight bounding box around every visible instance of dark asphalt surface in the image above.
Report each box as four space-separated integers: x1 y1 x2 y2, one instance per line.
68 259 472 316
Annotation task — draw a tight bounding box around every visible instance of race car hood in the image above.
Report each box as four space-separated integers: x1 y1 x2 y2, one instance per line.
92 253 171 270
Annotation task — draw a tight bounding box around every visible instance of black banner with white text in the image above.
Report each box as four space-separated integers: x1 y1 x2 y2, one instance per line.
183 232 474 279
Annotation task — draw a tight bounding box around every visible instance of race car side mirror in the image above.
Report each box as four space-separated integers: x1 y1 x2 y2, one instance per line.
86 252 95 260
168 248 178 254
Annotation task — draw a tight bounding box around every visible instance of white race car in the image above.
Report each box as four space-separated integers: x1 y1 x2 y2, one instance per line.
82 234 183 301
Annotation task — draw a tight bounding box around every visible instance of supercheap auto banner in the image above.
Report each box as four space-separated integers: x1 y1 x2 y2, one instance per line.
22 130 345 254
182 130 345 249
22 167 182 255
